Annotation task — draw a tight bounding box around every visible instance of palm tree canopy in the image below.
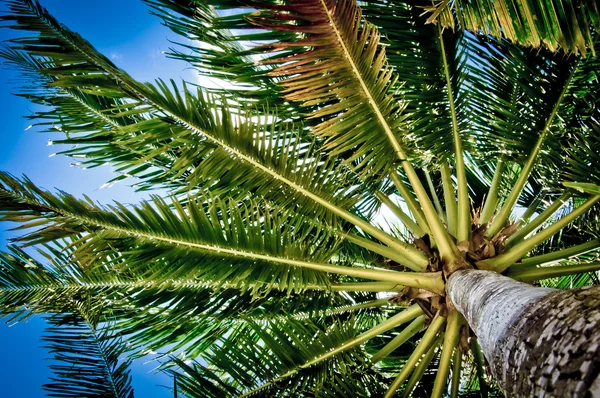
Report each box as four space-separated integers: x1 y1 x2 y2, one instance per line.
0 0 599 396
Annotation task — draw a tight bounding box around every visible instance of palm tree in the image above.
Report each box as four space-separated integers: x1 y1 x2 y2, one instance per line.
0 0 599 396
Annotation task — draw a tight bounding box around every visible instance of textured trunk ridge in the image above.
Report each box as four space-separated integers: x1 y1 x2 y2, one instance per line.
447 270 600 397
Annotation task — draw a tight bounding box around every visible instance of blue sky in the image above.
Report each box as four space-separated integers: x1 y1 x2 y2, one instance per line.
0 1 200 396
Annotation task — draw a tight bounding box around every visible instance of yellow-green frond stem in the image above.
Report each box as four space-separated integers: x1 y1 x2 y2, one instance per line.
402 336 443 398
401 162 460 263
506 261 600 282
258 298 401 324
371 315 426 364
325 282 405 293
519 191 545 225
486 133 547 238
479 195 600 272
390 172 430 235
505 191 572 247
376 192 426 237
480 159 504 225
344 233 429 271
384 313 447 398
431 311 462 398
471 337 489 397
450 347 462 398
438 24 470 243
426 171 447 223
515 238 600 268
441 163 457 236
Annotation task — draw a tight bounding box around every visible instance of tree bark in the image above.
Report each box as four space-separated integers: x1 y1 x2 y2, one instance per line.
447 269 600 397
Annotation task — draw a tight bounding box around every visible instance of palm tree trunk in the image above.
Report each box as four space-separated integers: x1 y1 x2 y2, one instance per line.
447 269 600 397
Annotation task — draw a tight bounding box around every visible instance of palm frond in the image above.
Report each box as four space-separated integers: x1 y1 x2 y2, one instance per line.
0 173 331 294
169 311 413 397
0 173 442 294
42 314 135 398
505 203 600 287
116 292 396 361
0 245 115 321
0 0 384 232
247 0 412 181
466 36 574 163
464 34 600 223
170 358 238 398
1 241 400 362
360 1 472 164
142 0 292 109
172 355 389 398
0 46 191 193
1 0 600 396
427 0 600 56
563 126 600 189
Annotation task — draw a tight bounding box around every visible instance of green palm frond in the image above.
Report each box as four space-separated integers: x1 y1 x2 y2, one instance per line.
169 309 418 397
133 80 375 222
563 127 600 189
466 36 575 162
1 53 371 227
360 1 471 163
0 46 190 193
505 200 600 286
0 173 331 294
246 0 412 180
427 0 600 56
0 173 441 293
0 0 385 230
143 0 292 109
464 34 600 225
42 314 134 398
0 244 120 322
170 358 239 398
172 355 389 398
1 241 400 363
358 3 479 239
538 271 600 289
116 292 394 361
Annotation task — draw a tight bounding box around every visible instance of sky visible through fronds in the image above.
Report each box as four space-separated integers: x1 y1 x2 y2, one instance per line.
0 1 191 395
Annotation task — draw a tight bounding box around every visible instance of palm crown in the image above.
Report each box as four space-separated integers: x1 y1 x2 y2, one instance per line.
0 0 599 396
